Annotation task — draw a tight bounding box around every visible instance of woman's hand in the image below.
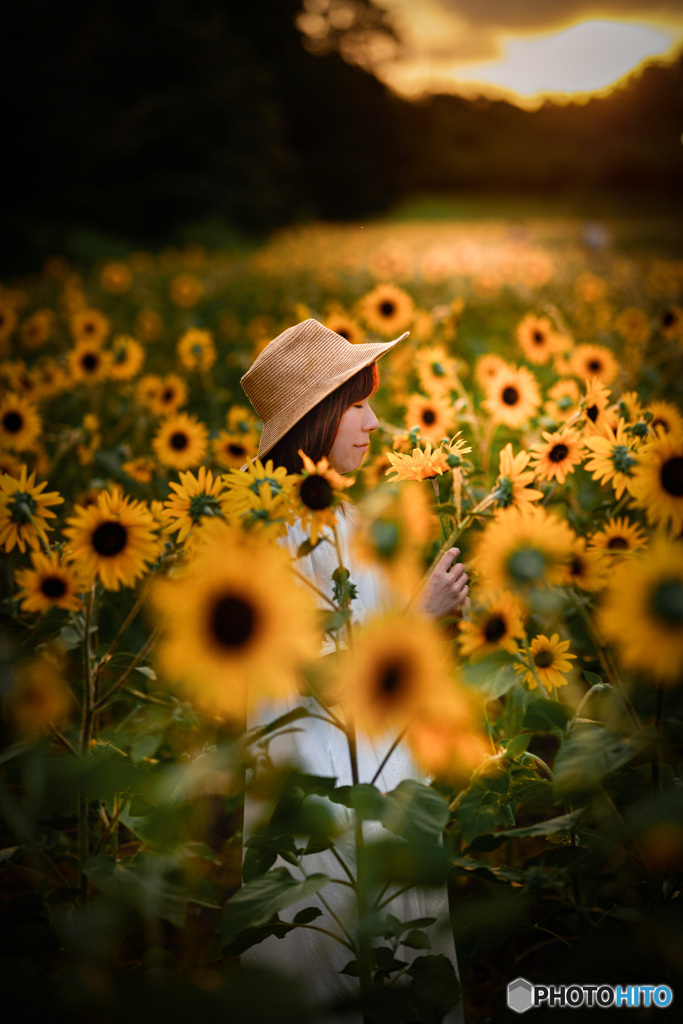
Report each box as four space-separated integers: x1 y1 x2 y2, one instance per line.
419 547 470 619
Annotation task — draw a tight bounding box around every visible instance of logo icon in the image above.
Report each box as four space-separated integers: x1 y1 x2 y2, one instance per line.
508 977 534 1014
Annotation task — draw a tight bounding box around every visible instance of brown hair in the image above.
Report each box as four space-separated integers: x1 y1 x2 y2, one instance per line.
267 362 379 472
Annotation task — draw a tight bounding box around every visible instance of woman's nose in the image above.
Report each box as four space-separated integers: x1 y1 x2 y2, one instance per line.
364 405 379 432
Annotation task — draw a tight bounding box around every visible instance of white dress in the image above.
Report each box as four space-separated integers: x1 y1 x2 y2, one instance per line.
242 507 464 1022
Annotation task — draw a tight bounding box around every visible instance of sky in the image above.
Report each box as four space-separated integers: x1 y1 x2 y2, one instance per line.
370 0 683 105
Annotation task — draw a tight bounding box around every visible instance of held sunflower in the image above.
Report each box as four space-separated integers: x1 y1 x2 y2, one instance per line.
63 487 160 591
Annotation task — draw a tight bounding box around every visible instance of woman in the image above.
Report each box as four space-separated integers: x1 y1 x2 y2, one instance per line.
239 319 468 1021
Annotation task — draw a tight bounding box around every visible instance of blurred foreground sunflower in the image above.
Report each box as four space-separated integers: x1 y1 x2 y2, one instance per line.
152 522 319 718
474 504 575 598
598 538 683 686
647 399 683 438
406 691 489 782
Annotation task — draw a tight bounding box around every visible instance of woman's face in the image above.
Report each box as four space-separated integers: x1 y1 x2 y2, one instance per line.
328 398 379 473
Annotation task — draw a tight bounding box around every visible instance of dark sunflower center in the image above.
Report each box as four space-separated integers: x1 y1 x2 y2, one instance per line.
533 330 544 344
651 580 683 627
9 491 37 523
484 615 507 643
3 411 23 434
82 353 98 371
502 386 519 406
92 521 128 557
300 474 333 511
162 388 174 402
586 404 599 423
114 348 127 363
84 322 95 334
508 547 547 584
210 595 256 648
377 660 405 697
170 431 189 451
660 457 683 497
662 311 676 328
534 649 554 668
228 443 246 457
588 359 602 372
570 556 583 576
41 576 67 599
607 537 629 550
379 301 396 317
651 418 667 433
549 443 569 463
422 409 436 425
337 329 350 340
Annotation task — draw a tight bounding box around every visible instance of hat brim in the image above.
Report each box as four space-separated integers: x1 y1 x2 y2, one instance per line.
257 331 408 459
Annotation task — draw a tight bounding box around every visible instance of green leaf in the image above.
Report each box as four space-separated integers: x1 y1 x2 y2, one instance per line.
296 538 323 558
365 839 450 886
331 783 386 820
59 624 82 648
402 928 432 950
84 854 187 926
523 698 570 733
381 780 450 843
134 665 156 680
293 906 323 925
582 671 603 686
220 867 329 945
245 706 313 743
321 608 351 633
553 725 650 796
463 654 520 699
495 808 585 840
506 733 532 759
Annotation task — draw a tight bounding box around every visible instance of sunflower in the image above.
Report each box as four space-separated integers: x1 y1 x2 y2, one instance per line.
211 430 258 470
544 378 582 424
33 358 68 400
324 311 365 345
135 374 164 410
0 393 42 451
169 272 203 308
570 344 619 385
415 346 459 395
406 690 489 782
293 451 353 545
482 364 541 429
516 634 576 693
529 428 584 485
473 504 576 597
120 457 154 484
588 516 648 556
404 392 454 444
100 260 133 294
152 523 319 718
135 308 163 342
616 391 645 425
67 339 112 386
583 419 641 499
474 354 508 390
598 538 683 686
20 308 54 350
7 652 72 737
0 466 63 554
630 431 683 533
109 335 146 381
226 404 260 435
491 443 544 510
147 374 188 417
163 467 230 543
660 305 683 342
353 482 436 594
385 441 449 483
222 457 299 537
152 412 209 471
614 306 651 346
70 308 110 345
177 327 217 372
580 378 616 438
647 400 683 438
566 536 608 591
515 313 559 365
15 550 84 614
63 487 159 591
459 590 526 661
338 611 453 736
357 284 414 337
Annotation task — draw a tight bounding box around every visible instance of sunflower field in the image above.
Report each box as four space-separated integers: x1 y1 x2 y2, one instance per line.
1 213 683 1023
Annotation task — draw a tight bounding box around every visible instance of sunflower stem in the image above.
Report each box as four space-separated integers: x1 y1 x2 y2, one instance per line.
370 726 408 786
345 711 372 994
291 567 339 610
78 584 97 904
100 570 158 668
94 627 161 712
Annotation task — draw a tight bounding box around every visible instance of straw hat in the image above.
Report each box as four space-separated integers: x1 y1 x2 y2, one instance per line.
241 319 408 458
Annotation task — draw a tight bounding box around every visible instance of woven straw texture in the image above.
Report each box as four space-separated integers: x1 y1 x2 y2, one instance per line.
240 319 408 457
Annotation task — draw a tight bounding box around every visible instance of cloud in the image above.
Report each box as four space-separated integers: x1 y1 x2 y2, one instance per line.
436 0 683 32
